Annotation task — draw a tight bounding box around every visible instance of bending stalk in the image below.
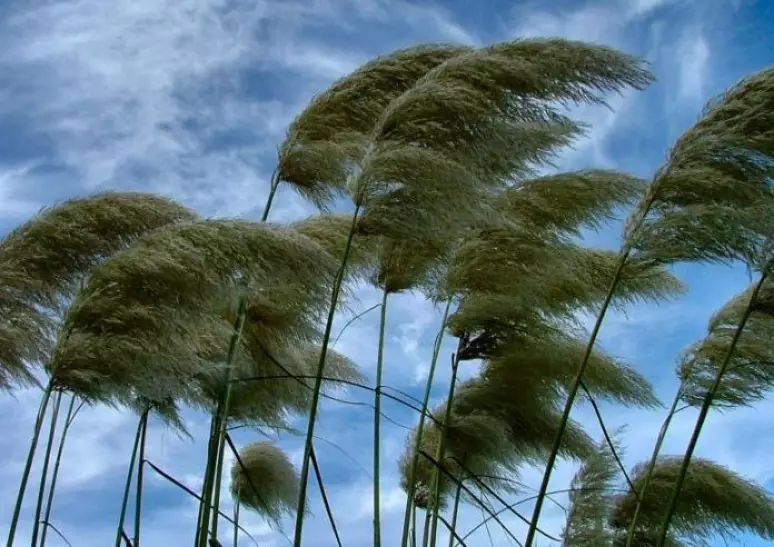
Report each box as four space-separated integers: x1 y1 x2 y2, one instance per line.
293 204 361 547
447 484 463 547
133 409 150 547
114 408 147 547
523 250 630 547
400 299 453 547
39 396 79 547
623 386 682 547
202 296 249 547
6 379 54 547
654 273 768 547
373 287 390 547
428 346 463 547
30 390 63 547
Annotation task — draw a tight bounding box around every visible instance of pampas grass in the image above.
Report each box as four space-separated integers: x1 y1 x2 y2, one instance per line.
2 40 774 547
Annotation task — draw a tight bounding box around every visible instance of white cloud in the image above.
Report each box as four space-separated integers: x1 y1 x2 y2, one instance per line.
675 26 711 103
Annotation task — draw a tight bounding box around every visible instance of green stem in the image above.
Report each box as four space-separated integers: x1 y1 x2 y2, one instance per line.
623 386 682 547
523 249 630 547
400 299 453 547
373 287 390 547
6 378 54 547
233 499 240 547
133 409 150 547
260 170 280 222
30 390 63 547
654 272 768 547
293 203 361 547
311 447 343 547
114 409 146 547
206 296 249 546
144 459 260 547
422 511 431 547
39 395 78 547
447 484 463 547
429 343 463 547
194 411 220 547
411 506 418 547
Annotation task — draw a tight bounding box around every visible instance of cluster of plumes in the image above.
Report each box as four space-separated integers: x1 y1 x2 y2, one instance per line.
625 67 774 269
399 168 680 508
0 192 196 388
679 277 774 408
362 40 686 509
560 441 774 546
50 217 363 428
396 52 774 519
229 440 301 526
560 66 774 547
0 193 364 431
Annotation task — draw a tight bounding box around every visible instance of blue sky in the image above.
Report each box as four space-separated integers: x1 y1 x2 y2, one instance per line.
1 0 773 545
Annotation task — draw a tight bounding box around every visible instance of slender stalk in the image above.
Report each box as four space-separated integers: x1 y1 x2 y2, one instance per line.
260 169 280 222
293 203 361 547
39 522 72 547
204 296 249 546
30 390 63 547
115 408 147 547
654 272 768 547
411 506 418 547
194 409 220 547
429 345 464 547
6 379 54 547
523 249 630 547
373 286 390 547
422 511 431 547
580 380 637 494
400 299 454 547
447 484 463 547
311 447 343 547
233 499 240 547
144 460 260 547
623 386 683 547
133 409 150 547
39 396 78 547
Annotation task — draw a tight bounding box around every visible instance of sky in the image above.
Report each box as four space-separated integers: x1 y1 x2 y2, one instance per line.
0 0 773 546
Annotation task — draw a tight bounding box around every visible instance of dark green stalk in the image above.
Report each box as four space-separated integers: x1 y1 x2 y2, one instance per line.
293 203 361 547
623 386 683 547
6 378 54 547
194 410 220 547
133 409 150 547
233 498 239 547
260 170 280 222
30 390 63 547
400 299 453 547
580 380 637 494
144 459 260 547
411 506 418 547
447 484 463 547
114 408 147 547
39 396 79 547
422 511 431 547
311 447 343 547
654 272 768 547
523 249 630 547
429 344 464 547
373 286 390 547
205 296 249 546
